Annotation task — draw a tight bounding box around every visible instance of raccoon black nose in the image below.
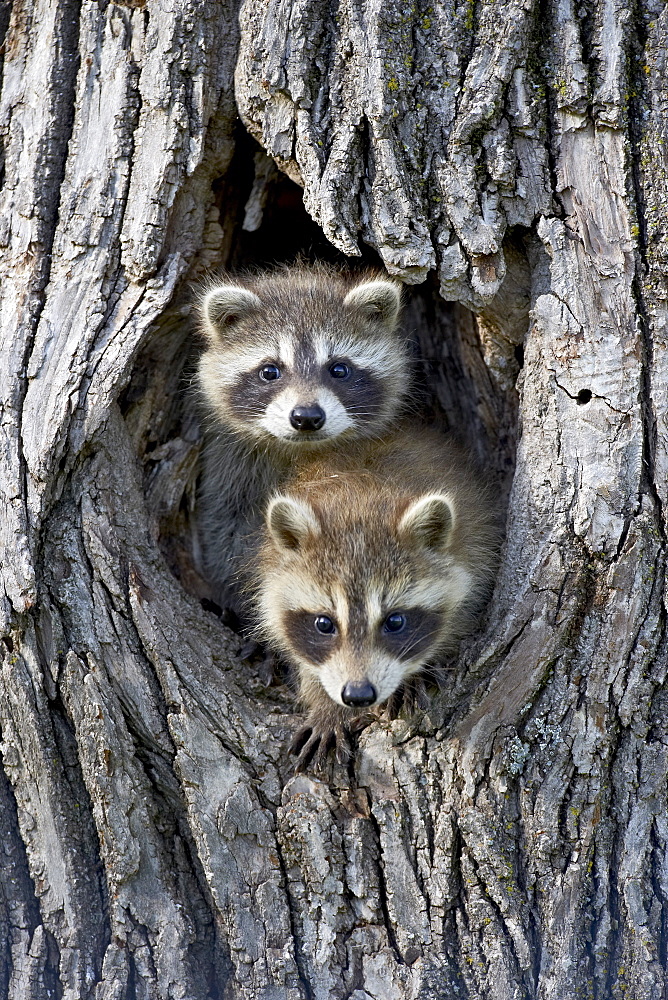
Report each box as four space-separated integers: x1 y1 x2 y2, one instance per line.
290 405 326 431
341 681 377 707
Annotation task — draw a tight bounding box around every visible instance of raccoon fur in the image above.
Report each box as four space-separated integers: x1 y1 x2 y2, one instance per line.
195 265 409 610
252 428 501 767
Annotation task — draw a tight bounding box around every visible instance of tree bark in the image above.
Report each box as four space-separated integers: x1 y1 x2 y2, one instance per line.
0 1 666 999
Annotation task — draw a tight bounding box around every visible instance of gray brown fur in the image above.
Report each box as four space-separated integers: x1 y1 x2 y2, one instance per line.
195 264 408 609
252 427 501 764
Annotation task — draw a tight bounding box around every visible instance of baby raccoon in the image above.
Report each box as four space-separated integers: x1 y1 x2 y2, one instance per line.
253 429 500 767
196 265 409 609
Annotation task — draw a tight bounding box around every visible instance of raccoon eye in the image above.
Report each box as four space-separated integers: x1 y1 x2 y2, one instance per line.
383 612 407 633
329 362 350 379
314 615 336 634
259 364 281 381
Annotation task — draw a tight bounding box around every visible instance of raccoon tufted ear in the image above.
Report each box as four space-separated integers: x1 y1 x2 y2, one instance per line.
267 496 321 552
200 285 262 343
398 493 455 551
343 280 402 327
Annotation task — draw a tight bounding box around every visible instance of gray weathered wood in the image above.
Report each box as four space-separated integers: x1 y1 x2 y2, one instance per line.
0 1 666 998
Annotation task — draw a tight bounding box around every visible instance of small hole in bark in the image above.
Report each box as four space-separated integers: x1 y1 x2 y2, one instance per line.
514 344 524 368
2 636 14 652
577 389 592 405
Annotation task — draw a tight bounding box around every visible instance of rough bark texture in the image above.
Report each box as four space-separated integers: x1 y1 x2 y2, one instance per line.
0 1 666 999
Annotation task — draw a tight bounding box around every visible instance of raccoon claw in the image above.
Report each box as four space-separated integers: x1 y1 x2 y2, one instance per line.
289 726 324 772
238 639 262 661
348 712 374 735
289 725 315 758
386 689 403 720
256 652 277 688
411 677 432 712
289 720 359 773
386 676 432 718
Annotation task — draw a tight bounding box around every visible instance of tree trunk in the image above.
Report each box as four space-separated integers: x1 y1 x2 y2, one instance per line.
0 1 666 998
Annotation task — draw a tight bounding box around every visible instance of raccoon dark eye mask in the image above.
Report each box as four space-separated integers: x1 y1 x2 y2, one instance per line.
227 369 285 422
280 608 443 671
380 609 443 661
325 365 384 423
282 610 340 664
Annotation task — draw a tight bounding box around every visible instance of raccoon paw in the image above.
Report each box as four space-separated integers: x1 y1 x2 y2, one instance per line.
386 675 432 719
406 675 433 713
289 723 347 772
290 713 376 773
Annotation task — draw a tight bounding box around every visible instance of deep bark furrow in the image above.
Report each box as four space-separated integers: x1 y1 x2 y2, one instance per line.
0 0 81 620
0 755 46 1000
0 638 109 999
0 2 14 96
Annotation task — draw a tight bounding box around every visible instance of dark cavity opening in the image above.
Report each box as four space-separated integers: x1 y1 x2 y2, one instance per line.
577 389 592 405
213 126 372 271
123 130 524 617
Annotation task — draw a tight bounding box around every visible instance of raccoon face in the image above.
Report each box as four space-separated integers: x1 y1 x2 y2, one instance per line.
279 605 445 708
197 273 407 447
258 491 474 709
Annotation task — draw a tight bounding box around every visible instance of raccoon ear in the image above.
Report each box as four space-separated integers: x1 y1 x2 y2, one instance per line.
398 493 455 550
267 496 320 551
201 285 262 343
343 280 402 327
